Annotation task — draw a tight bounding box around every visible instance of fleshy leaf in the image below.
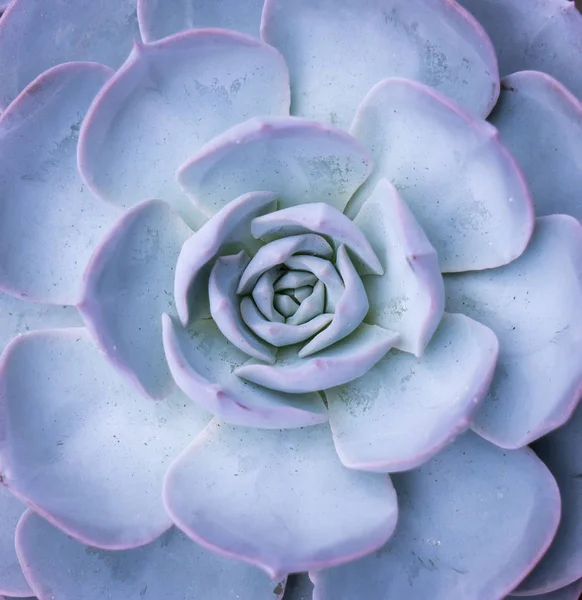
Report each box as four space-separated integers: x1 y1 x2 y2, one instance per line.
162 314 328 428
0 0 138 109
240 297 332 347
456 0 582 101
274 271 317 291
235 324 399 393
138 0 266 41
16 512 285 600
445 215 582 448
78 30 289 221
353 179 444 356
327 313 498 472
273 294 299 318
209 252 276 363
251 203 382 276
174 191 277 325
512 402 582 595
516 580 582 600
292 286 313 303
252 268 285 324
488 70 582 220
283 255 344 312
261 0 499 128
299 246 368 357
164 421 398 578
237 234 333 294
177 116 372 216
287 281 325 326
0 486 31 597
0 62 119 304
0 328 210 549
349 78 533 272
312 432 560 600
79 200 191 399
0 291 81 354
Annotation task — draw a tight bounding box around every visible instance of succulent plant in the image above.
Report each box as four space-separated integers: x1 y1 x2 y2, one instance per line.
0 1 581 599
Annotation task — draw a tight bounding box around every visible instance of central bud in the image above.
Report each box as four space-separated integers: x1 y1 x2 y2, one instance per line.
171 190 402 402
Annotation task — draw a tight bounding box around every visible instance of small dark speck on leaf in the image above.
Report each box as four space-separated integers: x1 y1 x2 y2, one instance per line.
500 82 517 92
273 581 284 595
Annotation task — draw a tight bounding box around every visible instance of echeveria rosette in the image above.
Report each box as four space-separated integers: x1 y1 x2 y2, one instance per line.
0 1 580 600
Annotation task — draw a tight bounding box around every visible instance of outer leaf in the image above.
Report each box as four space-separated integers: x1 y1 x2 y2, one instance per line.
78 30 289 223
0 0 138 109
327 313 498 472
162 314 328 428
0 63 119 304
489 70 582 219
0 486 31 597
456 0 582 101
79 200 192 399
312 433 560 600
164 421 398 578
261 0 499 128
445 216 582 448
512 402 582 595
349 78 533 272
17 512 285 600
0 292 81 354
177 116 372 216
0 328 210 549
353 179 444 356
138 0 266 42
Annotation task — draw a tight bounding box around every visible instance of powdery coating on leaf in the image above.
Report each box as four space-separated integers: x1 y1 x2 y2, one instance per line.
78 200 192 400
163 421 398 578
235 324 399 394
348 77 534 273
0 328 210 549
0 62 120 305
174 191 277 325
445 215 582 448
513 402 582 595
327 313 499 473
261 0 499 129
0 0 139 109
312 432 561 600
16 512 286 600
177 116 372 216
0 486 31 596
456 0 582 101
77 29 290 224
162 314 328 428
138 0 266 42
353 179 444 356
489 70 582 220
